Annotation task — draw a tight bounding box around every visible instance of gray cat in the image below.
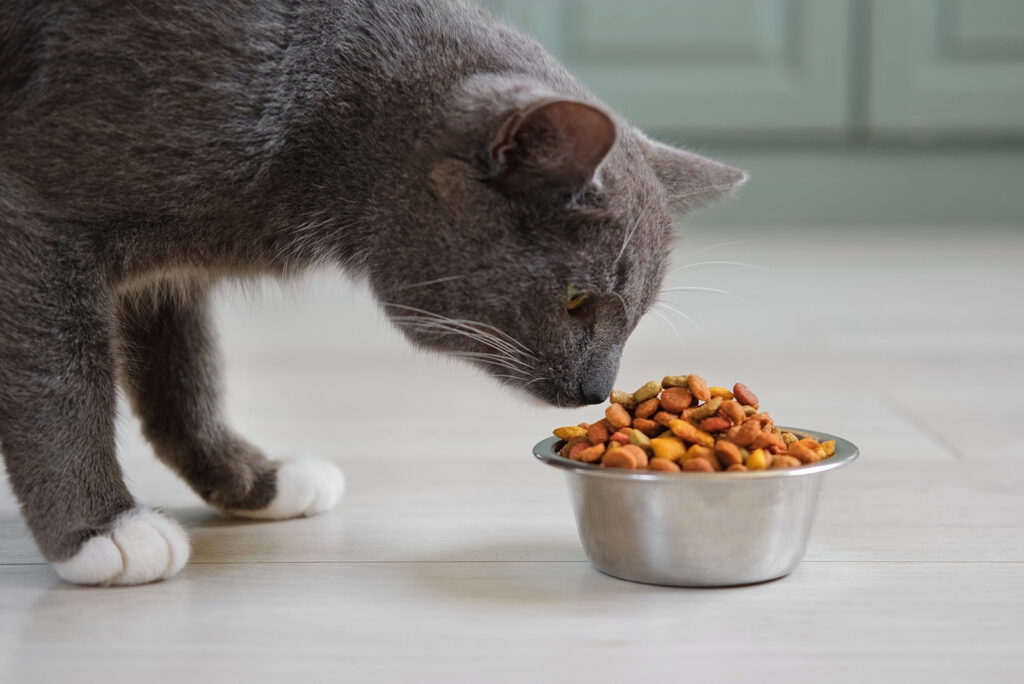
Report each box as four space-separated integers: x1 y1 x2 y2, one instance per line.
0 0 746 585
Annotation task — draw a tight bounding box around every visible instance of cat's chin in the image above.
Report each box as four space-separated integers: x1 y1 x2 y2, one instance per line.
508 384 558 408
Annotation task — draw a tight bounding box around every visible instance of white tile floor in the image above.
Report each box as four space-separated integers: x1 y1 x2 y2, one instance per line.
1 225 1022 683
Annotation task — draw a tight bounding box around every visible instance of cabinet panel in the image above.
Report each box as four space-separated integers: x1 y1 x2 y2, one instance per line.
868 0 1024 134
479 1 852 138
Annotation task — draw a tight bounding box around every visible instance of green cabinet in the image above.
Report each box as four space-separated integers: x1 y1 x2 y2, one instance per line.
478 0 1024 141
483 0 851 138
868 0 1024 135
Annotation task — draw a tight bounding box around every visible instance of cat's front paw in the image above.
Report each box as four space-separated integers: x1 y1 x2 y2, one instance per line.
52 508 190 586
227 456 345 520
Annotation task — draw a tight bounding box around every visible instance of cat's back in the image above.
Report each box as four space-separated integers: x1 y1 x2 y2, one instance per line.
0 0 576 221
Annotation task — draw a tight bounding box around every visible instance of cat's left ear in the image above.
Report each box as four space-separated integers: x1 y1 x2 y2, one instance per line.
489 99 617 193
642 136 749 209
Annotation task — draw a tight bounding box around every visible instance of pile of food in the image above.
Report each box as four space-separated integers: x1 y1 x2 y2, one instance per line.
552 375 835 472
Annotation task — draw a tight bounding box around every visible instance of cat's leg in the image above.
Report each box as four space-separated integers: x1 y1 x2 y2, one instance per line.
116 284 343 519
0 237 189 585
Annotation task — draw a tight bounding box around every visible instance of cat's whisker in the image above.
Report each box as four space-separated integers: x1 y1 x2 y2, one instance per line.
392 317 535 371
387 275 465 292
659 285 748 304
648 306 688 350
383 303 537 359
667 260 769 274
394 315 532 363
654 299 708 338
675 238 765 263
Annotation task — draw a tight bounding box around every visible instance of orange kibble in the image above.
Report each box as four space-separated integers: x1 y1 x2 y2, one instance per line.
603 447 637 469
619 444 649 468
653 411 679 427
687 374 710 402
720 400 745 425
682 457 714 472
648 457 682 472
770 455 802 469
605 403 632 429
586 421 610 445
726 464 748 472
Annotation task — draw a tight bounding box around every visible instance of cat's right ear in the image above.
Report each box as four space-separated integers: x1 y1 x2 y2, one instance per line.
487 99 617 194
641 135 749 210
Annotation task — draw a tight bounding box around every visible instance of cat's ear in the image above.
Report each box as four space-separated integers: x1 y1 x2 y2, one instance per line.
488 100 617 193
642 137 748 209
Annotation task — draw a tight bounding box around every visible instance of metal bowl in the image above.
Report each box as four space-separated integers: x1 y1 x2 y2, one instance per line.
534 427 858 587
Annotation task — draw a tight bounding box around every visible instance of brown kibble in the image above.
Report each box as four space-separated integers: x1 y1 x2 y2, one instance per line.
632 380 662 404
733 383 759 407
682 457 714 472
687 374 710 402
714 440 743 467
648 457 681 472
586 421 610 445
726 464 748 472
659 387 693 413
605 403 632 429
770 455 802 469
603 447 637 469
652 411 679 427
720 400 745 425
700 416 732 433
729 420 761 447
750 431 785 452
634 398 659 419
632 417 661 437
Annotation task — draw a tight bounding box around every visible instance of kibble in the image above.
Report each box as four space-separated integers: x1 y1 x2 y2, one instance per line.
551 375 836 473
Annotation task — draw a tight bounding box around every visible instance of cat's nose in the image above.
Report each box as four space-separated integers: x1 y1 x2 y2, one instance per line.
579 382 608 406
578 370 615 405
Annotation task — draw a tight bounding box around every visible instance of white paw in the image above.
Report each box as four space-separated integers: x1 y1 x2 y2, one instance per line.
228 456 345 520
53 508 190 586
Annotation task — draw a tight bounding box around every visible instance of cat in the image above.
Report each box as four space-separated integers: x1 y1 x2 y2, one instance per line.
0 0 746 585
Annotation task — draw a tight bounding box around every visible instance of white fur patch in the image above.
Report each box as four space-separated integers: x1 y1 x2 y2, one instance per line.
227 457 345 520
53 508 190 586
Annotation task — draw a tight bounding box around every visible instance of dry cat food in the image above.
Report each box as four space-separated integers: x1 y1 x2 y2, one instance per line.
552 375 835 472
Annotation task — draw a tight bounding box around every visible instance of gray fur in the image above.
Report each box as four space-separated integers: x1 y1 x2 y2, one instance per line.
0 0 745 564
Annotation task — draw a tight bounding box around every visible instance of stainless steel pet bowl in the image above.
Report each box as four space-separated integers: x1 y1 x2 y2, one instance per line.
534 427 858 587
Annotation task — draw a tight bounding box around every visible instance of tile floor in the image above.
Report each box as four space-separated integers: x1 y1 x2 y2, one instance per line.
1 225 1022 683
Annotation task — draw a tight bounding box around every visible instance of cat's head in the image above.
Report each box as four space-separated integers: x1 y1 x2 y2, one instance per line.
369 77 746 407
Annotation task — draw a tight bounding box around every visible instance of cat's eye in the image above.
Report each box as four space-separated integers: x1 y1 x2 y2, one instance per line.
566 284 589 312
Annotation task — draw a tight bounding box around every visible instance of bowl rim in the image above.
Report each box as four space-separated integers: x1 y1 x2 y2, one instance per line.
533 425 858 481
